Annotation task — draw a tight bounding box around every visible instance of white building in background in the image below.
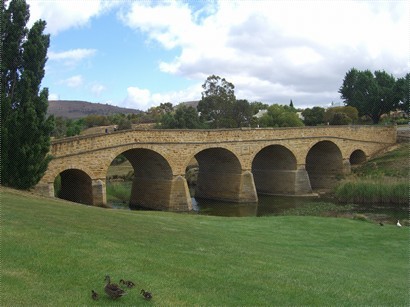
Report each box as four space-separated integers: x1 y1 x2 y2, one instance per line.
254 109 268 119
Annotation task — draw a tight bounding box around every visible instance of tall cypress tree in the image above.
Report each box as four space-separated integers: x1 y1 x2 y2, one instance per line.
1 0 54 189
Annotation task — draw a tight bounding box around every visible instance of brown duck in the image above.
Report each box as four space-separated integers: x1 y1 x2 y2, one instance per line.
104 275 127 299
141 289 152 300
120 279 135 288
91 290 99 300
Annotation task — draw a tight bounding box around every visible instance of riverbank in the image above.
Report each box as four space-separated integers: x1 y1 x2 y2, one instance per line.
334 143 408 204
2 187 408 306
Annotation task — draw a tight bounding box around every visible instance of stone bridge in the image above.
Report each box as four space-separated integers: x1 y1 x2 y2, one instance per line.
35 126 396 211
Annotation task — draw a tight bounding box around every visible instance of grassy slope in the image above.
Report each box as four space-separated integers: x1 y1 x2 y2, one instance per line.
353 143 409 178
2 187 409 306
335 143 409 204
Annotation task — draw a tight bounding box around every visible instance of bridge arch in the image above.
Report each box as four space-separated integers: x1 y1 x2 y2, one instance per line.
105 145 175 177
109 148 174 210
56 168 93 205
190 147 256 202
306 140 343 190
252 145 298 195
349 149 367 165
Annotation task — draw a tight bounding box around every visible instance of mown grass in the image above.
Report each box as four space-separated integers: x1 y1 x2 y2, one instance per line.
2 187 409 306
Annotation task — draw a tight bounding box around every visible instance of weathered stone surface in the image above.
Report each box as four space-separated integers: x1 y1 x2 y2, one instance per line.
35 126 396 211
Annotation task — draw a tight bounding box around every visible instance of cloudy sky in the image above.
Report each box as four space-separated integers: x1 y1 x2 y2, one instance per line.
27 0 409 110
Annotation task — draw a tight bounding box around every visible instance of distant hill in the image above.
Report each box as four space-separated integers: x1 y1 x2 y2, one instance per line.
47 100 141 119
178 100 199 109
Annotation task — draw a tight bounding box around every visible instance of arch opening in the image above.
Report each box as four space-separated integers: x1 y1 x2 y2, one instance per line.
350 149 366 165
193 147 243 202
106 154 134 208
54 169 93 205
107 148 174 210
306 141 343 190
252 145 297 195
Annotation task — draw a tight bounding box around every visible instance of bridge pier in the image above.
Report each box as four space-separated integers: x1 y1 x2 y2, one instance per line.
129 175 192 211
253 165 313 196
195 170 258 203
34 182 55 198
294 165 314 195
35 177 106 206
92 179 106 206
169 175 193 211
343 158 351 174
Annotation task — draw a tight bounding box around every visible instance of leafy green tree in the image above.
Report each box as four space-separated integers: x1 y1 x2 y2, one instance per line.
250 101 269 115
117 117 132 130
258 104 304 127
83 114 110 128
302 106 325 126
157 113 176 128
232 99 253 127
146 105 166 122
158 105 205 129
339 68 402 124
66 119 84 137
324 106 358 125
158 102 174 114
395 73 409 113
1 0 54 189
197 75 255 128
52 116 68 138
329 112 352 125
197 75 236 128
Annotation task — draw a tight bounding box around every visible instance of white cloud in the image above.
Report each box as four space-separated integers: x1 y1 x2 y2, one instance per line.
27 0 119 35
123 87 152 110
48 49 97 66
48 93 60 100
90 84 106 97
61 75 84 88
123 84 201 111
120 0 409 107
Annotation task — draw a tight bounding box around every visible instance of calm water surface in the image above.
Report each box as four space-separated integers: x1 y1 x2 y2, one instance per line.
191 195 407 221
111 194 407 224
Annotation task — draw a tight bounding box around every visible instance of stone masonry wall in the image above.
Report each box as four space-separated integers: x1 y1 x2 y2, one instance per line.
36 125 397 210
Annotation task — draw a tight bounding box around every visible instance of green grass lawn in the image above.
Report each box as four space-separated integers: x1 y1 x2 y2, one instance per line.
2 187 409 306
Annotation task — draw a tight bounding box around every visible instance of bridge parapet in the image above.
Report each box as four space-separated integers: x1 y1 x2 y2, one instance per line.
51 125 396 158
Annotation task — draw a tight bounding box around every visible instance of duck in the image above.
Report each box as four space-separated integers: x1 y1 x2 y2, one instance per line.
91 290 99 300
141 289 152 300
396 220 402 227
379 222 384 226
120 279 135 288
104 275 127 299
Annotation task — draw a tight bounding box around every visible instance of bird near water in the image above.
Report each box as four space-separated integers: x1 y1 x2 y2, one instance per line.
104 275 127 299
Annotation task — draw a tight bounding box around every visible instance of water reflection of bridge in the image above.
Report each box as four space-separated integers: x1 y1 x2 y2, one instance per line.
35 126 396 211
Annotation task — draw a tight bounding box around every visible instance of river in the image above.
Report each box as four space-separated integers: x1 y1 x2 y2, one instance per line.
191 195 407 222
110 193 407 225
